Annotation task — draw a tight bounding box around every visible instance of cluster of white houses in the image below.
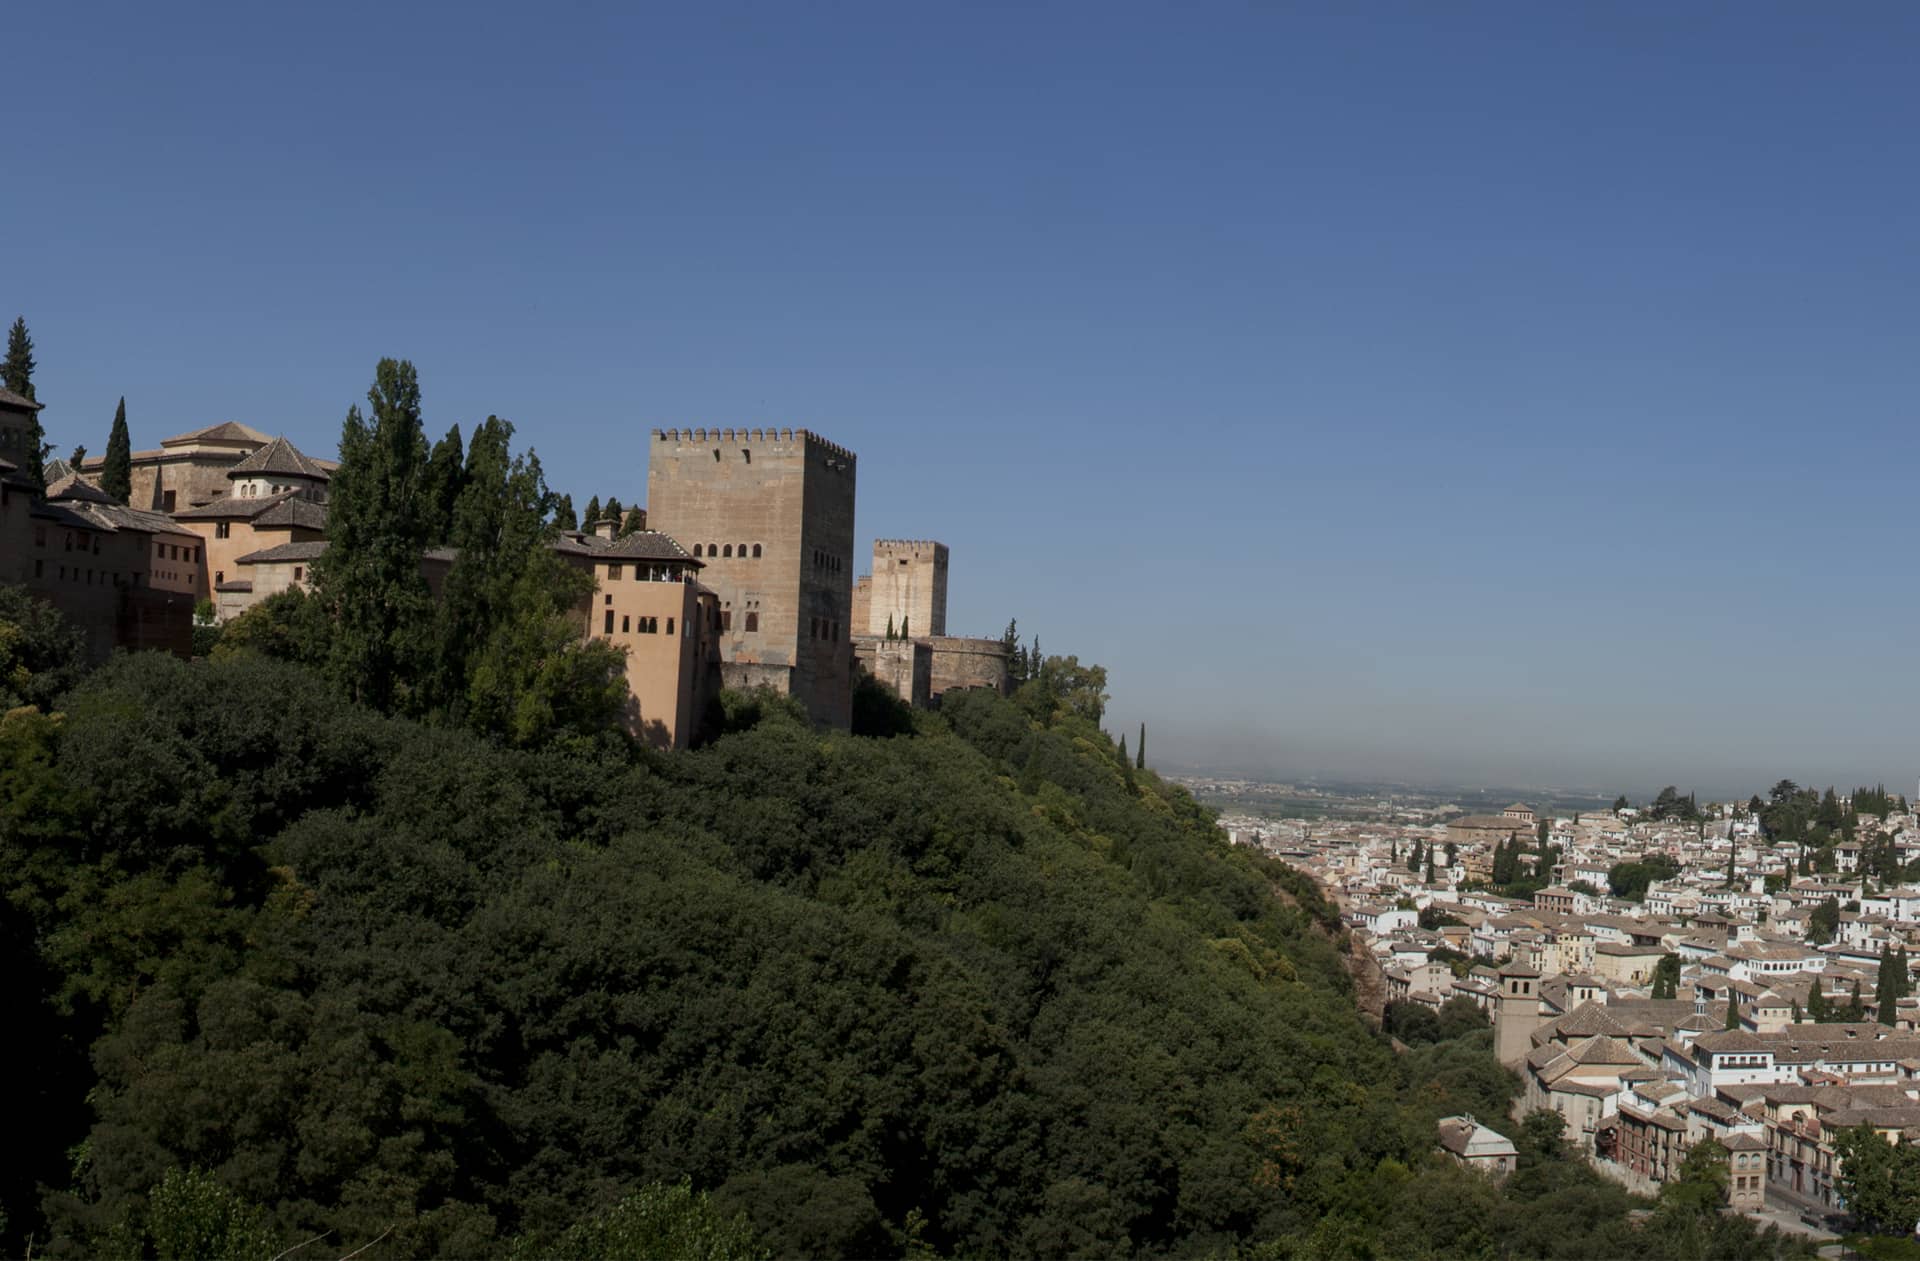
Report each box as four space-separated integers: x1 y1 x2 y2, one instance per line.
1247 797 1920 1221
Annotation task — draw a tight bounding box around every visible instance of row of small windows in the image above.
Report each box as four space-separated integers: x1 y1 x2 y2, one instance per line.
811 549 841 573
155 541 202 564
603 611 676 636
692 543 761 559
809 617 840 642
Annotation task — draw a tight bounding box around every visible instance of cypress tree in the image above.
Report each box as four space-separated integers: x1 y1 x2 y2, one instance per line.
1725 997 1740 1030
583 495 602 529
621 506 645 537
604 497 623 528
1808 983 1829 1023
553 493 578 531
314 358 435 713
422 424 466 543
1137 722 1146 770
4 316 47 495
3 317 35 401
1118 734 1128 764
1425 850 1436 884
1792 1000 1802 1024
102 396 133 504
885 614 895 640
1848 979 1865 1022
901 616 909 638
1878 948 1898 1025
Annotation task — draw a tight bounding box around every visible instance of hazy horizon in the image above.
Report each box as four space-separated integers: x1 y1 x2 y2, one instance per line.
10 3 1919 791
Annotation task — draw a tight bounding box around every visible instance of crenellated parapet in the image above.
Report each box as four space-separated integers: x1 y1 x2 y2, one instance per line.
650 427 858 465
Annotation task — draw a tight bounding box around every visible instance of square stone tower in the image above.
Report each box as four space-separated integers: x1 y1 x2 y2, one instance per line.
866 539 947 638
645 427 857 728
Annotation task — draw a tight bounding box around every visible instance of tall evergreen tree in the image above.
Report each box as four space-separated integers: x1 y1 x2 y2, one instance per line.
553 493 578 531
431 415 623 741
1808 983 1830 1023
313 358 435 712
3 317 35 401
4 316 47 495
1000 619 1021 682
1848 979 1865 1022
1424 849 1436 884
1137 722 1146 770
421 423 466 543
583 494 602 529
621 506 645 537
101 396 133 504
1878 947 1899 1025
604 497 623 528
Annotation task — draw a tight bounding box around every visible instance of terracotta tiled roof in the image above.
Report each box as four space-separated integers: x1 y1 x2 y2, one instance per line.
172 489 309 521
594 530 702 564
161 421 270 447
228 435 330 481
235 541 328 565
250 497 327 530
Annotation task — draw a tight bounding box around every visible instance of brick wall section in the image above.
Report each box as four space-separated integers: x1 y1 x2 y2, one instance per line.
645 427 857 729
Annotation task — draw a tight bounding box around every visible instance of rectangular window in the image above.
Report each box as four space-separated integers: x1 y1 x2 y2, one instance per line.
162 490 176 511
622 615 630 633
293 567 303 582
721 610 732 631
216 521 230 539
609 563 623 580
604 610 614 633
34 559 42 578
666 617 674 635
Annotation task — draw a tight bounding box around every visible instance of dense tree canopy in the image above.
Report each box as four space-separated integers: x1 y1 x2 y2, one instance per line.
0 591 1813 1258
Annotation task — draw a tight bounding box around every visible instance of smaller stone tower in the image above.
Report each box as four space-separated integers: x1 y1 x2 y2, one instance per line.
866 540 948 638
1494 960 1543 1068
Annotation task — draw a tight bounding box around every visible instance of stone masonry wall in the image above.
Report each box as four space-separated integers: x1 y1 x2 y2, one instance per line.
927 635 1011 699
866 539 947 638
646 427 856 728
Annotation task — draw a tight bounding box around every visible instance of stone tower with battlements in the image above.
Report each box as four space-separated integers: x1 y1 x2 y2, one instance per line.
645 427 857 729
866 539 947 638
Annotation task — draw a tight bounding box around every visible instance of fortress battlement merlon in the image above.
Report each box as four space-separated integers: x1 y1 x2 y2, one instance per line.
650 427 858 465
873 539 946 551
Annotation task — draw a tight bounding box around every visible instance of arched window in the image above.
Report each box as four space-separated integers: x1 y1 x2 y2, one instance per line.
752 543 762 558
745 612 758 632
723 544 733 557
736 543 745 556
692 544 701 557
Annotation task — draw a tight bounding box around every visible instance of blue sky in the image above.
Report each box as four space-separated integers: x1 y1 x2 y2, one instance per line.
9 2 1919 797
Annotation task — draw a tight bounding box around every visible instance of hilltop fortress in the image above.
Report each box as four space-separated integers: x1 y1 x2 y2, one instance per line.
2 401 1008 743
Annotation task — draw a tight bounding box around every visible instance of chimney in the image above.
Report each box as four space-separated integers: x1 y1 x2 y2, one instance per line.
592 515 618 541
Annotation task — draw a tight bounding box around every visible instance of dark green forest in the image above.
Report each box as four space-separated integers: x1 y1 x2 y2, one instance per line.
0 584 1812 1258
